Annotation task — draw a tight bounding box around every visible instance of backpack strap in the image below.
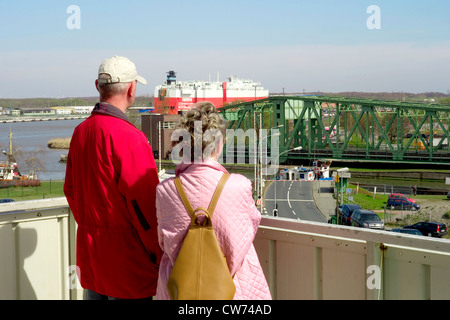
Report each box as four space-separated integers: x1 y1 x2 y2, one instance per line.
207 173 230 215
174 177 194 216
174 173 230 223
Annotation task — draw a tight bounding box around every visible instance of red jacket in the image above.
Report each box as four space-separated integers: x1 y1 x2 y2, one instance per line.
64 103 163 299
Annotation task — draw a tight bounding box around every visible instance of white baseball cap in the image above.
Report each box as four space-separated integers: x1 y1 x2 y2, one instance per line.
97 55 147 85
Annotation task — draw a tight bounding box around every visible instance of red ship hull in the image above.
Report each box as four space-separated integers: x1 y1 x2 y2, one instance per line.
154 96 265 114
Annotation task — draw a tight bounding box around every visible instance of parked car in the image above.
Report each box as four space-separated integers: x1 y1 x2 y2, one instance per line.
403 222 448 237
391 228 422 236
0 198 15 203
387 193 420 211
338 204 362 226
350 209 384 230
447 191 450 199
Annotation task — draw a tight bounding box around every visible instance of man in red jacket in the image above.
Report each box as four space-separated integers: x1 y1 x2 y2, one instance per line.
64 56 163 300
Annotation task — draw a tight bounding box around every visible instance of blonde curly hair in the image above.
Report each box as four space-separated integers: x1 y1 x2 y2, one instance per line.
172 101 227 163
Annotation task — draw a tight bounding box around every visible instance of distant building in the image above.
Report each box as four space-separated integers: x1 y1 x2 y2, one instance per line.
51 107 73 115
1 108 12 115
68 106 94 114
141 113 181 160
22 109 56 116
11 109 21 117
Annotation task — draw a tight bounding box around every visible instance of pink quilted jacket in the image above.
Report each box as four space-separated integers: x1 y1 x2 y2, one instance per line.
155 160 272 300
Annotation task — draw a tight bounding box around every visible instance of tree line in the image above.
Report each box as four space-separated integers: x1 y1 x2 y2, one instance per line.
0 96 154 110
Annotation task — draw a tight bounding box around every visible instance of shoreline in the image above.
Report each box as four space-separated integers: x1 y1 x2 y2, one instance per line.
0 115 89 124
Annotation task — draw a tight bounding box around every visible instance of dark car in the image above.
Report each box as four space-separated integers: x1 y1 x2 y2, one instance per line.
391 228 422 236
404 222 448 237
0 198 15 203
338 204 362 226
350 209 384 230
387 193 420 211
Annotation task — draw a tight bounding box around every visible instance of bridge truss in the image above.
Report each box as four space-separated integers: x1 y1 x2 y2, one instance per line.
219 96 450 165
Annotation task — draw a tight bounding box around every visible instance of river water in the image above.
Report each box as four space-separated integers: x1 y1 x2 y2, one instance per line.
0 119 84 180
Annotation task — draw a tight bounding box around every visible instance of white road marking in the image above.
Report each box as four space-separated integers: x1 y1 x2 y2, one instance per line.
287 182 296 216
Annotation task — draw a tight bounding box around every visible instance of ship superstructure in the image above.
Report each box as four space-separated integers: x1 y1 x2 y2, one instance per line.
154 71 269 114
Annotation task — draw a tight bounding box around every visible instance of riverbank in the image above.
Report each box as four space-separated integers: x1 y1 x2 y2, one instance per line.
0 115 89 124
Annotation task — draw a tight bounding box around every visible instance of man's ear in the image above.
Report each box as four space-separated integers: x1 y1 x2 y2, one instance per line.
126 81 137 107
95 79 100 92
127 81 136 98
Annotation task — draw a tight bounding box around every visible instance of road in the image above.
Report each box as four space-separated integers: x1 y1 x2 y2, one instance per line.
262 180 327 223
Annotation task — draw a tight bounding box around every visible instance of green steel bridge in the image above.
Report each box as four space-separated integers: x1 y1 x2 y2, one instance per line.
218 96 450 166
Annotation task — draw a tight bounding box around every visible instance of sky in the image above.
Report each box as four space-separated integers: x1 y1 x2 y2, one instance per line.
0 0 449 98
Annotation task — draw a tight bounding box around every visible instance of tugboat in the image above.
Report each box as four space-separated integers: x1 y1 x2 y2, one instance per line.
0 130 41 188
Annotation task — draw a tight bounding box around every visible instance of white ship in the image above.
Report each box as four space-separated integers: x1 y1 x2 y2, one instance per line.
154 71 269 114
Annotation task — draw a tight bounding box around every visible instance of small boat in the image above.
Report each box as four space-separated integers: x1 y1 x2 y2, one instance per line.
0 131 41 188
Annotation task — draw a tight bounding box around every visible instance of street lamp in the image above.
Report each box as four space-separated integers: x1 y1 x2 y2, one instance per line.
259 126 283 210
272 146 302 217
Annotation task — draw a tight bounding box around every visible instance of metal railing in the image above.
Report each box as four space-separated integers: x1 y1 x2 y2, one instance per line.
256 216 450 299
0 198 81 300
1 198 449 300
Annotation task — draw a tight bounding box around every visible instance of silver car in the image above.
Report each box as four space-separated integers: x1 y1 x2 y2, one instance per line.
350 209 384 230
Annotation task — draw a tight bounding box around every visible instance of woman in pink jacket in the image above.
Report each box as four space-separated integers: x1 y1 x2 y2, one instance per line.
155 102 271 300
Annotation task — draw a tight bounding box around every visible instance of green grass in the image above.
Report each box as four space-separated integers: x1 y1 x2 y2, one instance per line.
342 184 388 211
343 185 448 212
347 192 388 211
0 180 65 201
